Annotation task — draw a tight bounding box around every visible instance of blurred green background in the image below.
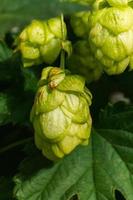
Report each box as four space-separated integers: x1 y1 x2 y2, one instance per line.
0 0 87 37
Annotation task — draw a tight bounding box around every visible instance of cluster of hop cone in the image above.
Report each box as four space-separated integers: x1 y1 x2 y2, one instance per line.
16 0 133 161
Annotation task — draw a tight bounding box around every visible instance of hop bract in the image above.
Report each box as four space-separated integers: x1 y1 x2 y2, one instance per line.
18 17 71 67
89 1 133 74
68 40 103 82
30 67 92 161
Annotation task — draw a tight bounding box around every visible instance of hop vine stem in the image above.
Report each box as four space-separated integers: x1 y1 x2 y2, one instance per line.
60 13 65 70
60 50 65 69
61 13 65 41
0 137 33 155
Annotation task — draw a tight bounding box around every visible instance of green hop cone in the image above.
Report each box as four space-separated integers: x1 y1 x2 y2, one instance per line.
18 17 72 67
70 11 91 38
30 66 92 161
68 40 103 82
89 3 133 75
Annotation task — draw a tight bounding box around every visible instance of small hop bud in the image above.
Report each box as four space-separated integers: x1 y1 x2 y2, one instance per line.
68 40 103 82
17 17 71 67
70 11 91 38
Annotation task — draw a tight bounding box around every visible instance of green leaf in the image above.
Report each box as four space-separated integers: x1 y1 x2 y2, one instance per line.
0 93 11 125
0 40 12 62
98 102 133 132
10 92 34 125
18 141 52 178
0 176 14 200
22 67 39 93
0 0 85 37
98 129 133 174
0 52 22 82
0 89 34 125
14 128 133 200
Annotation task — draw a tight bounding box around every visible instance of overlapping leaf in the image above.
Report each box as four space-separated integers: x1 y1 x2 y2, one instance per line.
98 102 133 132
0 0 85 37
14 103 133 200
0 177 14 200
0 93 11 125
0 41 12 62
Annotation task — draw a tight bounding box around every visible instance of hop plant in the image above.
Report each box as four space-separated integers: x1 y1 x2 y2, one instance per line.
68 40 103 82
30 66 92 161
89 0 133 75
17 17 71 67
70 11 91 38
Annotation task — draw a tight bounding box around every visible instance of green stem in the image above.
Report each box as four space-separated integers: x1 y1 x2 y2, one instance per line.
60 14 65 69
60 50 65 69
61 13 65 41
0 137 33 155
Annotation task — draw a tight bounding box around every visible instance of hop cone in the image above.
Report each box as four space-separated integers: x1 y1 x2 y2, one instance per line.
70 11 91 38
30 67 92 161
68 40 103 82
89 1 133 74
18 17 71 67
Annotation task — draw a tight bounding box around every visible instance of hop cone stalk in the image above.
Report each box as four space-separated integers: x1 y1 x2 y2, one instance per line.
89 0 133 74
17 17 71 67
62 0 95 6
68 40 103 82
30 67 92 161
